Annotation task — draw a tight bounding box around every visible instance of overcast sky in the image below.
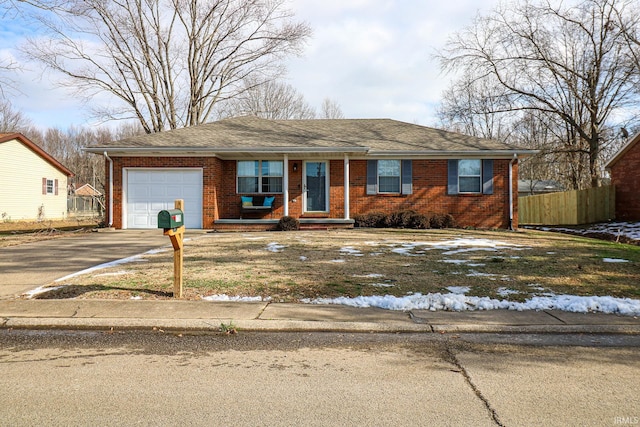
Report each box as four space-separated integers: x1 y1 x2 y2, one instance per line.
0 0 500 130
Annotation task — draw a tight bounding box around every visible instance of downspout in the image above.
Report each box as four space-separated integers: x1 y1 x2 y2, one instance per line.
103 151 113 228
509 153 517 231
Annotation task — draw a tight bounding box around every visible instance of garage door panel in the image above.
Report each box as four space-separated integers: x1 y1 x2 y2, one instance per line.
126 169 203 229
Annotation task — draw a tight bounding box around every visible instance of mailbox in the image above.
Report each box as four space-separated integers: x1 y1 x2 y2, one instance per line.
158 209 184 229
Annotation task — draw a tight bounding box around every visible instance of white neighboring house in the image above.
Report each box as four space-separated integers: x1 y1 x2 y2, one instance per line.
0 133 74 221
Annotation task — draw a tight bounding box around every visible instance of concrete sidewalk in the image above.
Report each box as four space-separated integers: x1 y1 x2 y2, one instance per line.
1 299 639 334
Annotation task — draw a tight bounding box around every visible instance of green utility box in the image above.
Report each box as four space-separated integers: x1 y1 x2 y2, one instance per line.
158 209 184 229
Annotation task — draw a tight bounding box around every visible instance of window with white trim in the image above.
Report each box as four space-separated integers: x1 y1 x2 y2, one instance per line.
458 159 482 193
447 159 494 195
46 179 54 194
366 160 413 195
377 160 401 193
237 160 283 194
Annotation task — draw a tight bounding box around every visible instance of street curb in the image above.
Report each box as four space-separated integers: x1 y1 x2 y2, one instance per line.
4 317 640 334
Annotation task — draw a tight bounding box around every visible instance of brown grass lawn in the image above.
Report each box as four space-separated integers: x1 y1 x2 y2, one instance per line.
33 228 640 302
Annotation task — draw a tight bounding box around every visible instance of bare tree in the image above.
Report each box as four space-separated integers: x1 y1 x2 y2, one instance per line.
217 78 316 119
21 0 311 133
436 71 515 141
0 100 32 131
439 0 640 189
320 98 344 119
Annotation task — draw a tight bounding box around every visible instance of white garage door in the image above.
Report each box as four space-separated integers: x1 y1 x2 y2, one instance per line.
126 169 203 229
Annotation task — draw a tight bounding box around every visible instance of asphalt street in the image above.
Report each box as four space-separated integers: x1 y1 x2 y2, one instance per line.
0 330 638 426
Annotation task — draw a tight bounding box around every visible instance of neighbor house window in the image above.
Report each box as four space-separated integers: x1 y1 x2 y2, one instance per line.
237 160 283 193
42 178 58 195
377 160 401 193
447 159 494 195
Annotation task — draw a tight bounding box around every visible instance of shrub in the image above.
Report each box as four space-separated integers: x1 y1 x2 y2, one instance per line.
278 216 300 231
355 210 457 230
409 213 430 229
385 210 422 228
429 213 457 229
354 211 387 228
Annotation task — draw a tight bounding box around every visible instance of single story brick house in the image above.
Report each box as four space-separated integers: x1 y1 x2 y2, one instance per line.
606 131 640 221
0 132 74 221
85 116 535 230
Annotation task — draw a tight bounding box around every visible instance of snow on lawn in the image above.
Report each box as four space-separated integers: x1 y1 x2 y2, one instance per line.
265 242 285 252
388 237 530 256
53 249 166 283
202 294 270 302
533 221 640 242
301 293 640 316
603 258 630 263
25 232 638 316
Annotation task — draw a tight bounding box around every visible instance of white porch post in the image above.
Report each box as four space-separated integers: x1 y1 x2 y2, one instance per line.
283 154 289 217
344 154 350 219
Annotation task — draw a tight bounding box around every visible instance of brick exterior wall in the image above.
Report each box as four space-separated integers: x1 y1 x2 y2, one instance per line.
106 157 518 229
610 140 640 221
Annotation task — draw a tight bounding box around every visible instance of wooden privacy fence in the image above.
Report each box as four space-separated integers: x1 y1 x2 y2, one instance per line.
519 185 615 225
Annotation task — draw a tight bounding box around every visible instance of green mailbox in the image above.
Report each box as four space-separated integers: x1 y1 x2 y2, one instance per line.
158 209 184 229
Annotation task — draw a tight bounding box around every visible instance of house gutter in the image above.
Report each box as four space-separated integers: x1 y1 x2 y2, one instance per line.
509 154 517 231
103 151 113 228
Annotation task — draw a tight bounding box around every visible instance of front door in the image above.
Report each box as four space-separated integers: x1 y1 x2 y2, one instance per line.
303 161 329 213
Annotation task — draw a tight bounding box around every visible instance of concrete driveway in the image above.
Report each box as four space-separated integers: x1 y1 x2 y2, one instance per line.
0 230 195 299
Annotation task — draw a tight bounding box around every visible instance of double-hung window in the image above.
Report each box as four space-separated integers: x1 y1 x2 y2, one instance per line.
448 159 494 195
377 160 401 193
458 160 482 193
237 160 283 194
366 160 412 195
42 178 58 195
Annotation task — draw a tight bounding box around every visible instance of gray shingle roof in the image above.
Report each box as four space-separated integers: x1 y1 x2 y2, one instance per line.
86 116 531 156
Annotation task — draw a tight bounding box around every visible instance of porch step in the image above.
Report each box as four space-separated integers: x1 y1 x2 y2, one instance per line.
299 225 329 231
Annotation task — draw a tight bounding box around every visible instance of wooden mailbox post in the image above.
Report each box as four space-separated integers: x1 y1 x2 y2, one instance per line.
158 199 185 298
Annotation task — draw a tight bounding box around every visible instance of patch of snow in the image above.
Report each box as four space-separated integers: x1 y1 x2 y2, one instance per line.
23 285 65 299
54 249 162 282
442 247 498 256
93 270 129 277
340 246 363 256
145 248 171 254
303 293 640 316
530 221 640 242
466 270 499 278
299 256 308 261
497 287 520 297
440 259 486 267
353 273 384 278
391 246 421 256
446 286 470 294
202 294 269 302
265 242 285 252
130 295 143 300
330 259 346 263
603 258 630 263
370 283 395 288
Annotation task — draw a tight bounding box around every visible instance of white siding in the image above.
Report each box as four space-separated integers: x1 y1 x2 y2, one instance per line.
0 139 68 221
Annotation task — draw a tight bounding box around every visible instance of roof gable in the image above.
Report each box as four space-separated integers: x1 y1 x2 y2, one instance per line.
0 133 74 177
605 131 640 169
